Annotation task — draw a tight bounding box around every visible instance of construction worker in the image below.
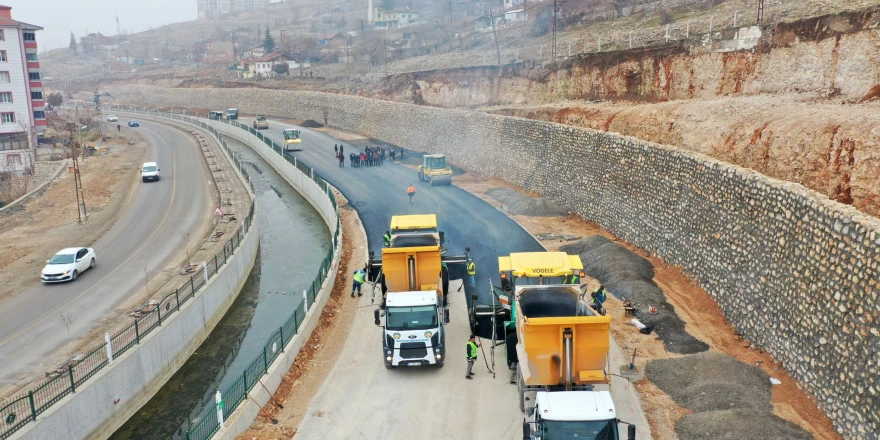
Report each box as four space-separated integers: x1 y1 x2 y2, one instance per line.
407 184 416 204
116 123 121 132
466 258 476 288
466 335 479 380
565 272 580 285
352 268 366 298
590 285 607 313
383 230 392 247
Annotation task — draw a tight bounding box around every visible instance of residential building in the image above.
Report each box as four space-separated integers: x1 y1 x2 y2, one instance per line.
0 4 42 176
197 0 270 19
253 52 291 77
373 7 420 29
317 32 345 46
503 8 526 22
503 0 524 9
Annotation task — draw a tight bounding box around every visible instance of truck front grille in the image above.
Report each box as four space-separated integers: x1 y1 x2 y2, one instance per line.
399 342 427 359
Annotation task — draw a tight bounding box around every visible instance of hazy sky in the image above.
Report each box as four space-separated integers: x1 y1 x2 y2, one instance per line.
5 0 197 51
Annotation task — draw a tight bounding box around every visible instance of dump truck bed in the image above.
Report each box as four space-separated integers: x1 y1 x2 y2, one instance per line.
515 288 610 387
381 245 443 295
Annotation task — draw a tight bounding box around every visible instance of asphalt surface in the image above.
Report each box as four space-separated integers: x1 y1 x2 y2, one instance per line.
0 121 213 385
247 118 653 439
251 120 544 303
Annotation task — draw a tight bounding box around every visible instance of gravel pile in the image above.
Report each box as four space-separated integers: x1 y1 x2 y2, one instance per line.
300 119 324 128
560 235 708 354
646 353 772 412
647 353 812 440
675 410 813 440
486 188 570 217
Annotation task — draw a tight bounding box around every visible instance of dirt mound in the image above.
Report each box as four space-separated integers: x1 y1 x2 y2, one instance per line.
486 188 570 217
675 410 813 440
560 236 708 354
301 120 324 128
646 352 772 413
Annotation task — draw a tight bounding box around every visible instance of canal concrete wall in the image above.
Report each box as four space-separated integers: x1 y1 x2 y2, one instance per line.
133 112 343 440
11 118 259 440
106 86 880 438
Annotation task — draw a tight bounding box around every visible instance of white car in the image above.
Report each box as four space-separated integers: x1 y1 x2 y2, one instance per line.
41 248 96 283
106 115 119 122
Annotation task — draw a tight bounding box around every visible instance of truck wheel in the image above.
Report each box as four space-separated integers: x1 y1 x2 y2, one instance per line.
385 364 394 370
435 360 444 368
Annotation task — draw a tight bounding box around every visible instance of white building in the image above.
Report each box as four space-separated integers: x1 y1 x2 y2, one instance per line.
0 4 43 176
504 8 526 22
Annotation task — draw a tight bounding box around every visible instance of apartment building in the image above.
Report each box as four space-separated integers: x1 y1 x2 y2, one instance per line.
197 0 270 19
0 5 42 176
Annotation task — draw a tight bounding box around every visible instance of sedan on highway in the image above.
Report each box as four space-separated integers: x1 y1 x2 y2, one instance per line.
106 115 119 122
128 120 140 127
41 248 97 283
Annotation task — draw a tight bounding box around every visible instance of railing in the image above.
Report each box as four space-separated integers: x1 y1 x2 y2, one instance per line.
106 107 341 440
0 112 258 440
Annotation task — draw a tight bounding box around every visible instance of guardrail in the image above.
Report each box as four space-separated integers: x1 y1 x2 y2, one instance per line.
0 114 257 440
106 107 341 440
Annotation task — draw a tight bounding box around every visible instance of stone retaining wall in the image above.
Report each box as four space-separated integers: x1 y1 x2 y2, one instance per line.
108 86 879 438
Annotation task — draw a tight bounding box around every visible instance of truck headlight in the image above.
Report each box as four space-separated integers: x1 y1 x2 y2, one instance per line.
386 356 392 362
435 354 442 360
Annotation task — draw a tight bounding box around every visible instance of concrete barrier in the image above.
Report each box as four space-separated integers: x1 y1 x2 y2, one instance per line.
10 122 258 440
113 109 342 440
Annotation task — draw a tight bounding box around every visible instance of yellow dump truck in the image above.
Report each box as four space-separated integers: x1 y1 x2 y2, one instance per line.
475 252 637 440
372 244 448 368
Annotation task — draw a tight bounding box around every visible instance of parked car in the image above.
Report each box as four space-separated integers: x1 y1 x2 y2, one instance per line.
41 248 96 283
106 115 119 122
128 120 140 127
141 162 160 182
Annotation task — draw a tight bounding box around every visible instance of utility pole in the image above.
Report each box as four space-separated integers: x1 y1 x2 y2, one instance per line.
448 1 453 21
486 9 501 65
552 0 566 59
67 122 88 223
757 0 765 25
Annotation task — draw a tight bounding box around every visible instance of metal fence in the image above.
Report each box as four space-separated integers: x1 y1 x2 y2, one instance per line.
106 108 341 440
0 111 267 440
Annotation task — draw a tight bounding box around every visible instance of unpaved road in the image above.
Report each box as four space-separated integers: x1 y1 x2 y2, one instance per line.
240 118 652 439
0 121 213 386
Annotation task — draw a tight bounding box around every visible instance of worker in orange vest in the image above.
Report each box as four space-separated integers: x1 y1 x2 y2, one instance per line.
407 184 416 204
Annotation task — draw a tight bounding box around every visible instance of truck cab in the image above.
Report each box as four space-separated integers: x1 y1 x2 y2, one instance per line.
524 391 635 440
208 111 223 120
374 290 446 368
225 108 239 120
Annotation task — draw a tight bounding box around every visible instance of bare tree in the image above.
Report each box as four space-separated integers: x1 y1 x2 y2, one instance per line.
181 229 192 262
60 312 77 359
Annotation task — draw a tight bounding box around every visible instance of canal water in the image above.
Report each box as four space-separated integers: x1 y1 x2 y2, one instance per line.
111 138 331 439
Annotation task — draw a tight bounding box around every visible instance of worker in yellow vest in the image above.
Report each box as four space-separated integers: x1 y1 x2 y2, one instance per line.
467 259 476 288
351 268 366 298
466 335 480 380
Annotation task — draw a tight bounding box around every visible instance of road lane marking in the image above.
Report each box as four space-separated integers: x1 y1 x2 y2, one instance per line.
0 128 183 349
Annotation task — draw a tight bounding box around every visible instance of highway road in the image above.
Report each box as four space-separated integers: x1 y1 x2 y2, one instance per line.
0 121 213 387
246 118 652 439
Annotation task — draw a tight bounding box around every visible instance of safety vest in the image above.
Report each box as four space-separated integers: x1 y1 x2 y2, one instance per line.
591 289 606 304
467 261 476 275
383 233 391 246
353 270 366 284
565 274 579 284
467 341 478 359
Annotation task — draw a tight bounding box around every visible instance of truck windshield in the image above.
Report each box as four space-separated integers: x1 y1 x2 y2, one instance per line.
386 306 437 330
542 420 618 440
